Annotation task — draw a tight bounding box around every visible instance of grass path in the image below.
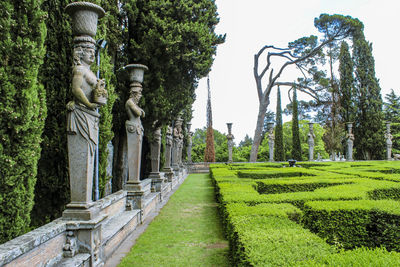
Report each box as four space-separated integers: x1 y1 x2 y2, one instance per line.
118 173 230 267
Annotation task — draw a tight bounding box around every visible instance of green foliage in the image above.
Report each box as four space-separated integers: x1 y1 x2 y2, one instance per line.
291 89 302 160
283 120 328 160
191 127 227 163
31 0 71 228
353 31 385 160
95 0 119 198
0 0 47 242
211 161 400 266
274 87 285 161
123 0 225 131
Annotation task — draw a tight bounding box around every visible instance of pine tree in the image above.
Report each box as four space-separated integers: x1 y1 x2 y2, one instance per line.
274 87 285 161
338 41 355 123
291 88 302 160
0 0 47 242
353 31 385 160
204 77 215 162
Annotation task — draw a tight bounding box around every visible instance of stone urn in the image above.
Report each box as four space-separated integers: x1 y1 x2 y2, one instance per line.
227 123 233 134
65 2 105 38
125 64 149 84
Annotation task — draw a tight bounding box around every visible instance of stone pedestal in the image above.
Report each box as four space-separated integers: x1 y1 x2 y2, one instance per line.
124 179 152 210
65 215 107 267
163 125 175 181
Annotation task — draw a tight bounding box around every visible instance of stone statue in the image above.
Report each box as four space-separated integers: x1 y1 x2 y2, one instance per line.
187 123 193 164
65 2 106 218
150 123 162 175
125 65 147 185
172 117 184 170
307 123 315 161
346 122 354 161
385 122 393 160
163 125 174 181
267 123 274 162
226 123 234 163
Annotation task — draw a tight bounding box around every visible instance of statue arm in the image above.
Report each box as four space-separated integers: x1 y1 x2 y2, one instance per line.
126 100 144 117
72 68 97 109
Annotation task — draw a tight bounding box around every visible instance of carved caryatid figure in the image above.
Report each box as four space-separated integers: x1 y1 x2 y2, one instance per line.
66 39 107 207
226 123 234 163
267 123 275 162
346 122 355 161
125 82 145 183
308 123 315 161
150 124 162 174
164 126 173 169
385 122 393 160
172 117 184 169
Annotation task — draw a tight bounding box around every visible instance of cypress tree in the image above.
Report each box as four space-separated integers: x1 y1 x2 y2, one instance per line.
0 0 47 242
353 31 385 160
274 87 285 161
32 0 72 228
338 41 355 123
291 88 302 160
95 0 119 197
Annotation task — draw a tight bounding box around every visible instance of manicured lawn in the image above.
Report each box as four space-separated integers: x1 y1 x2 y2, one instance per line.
119 173 229 267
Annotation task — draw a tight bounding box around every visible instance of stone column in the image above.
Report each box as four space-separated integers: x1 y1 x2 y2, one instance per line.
63 1 106 221
267 122 275 162
148 124 165 192
346 122 354 161
187 123 193 164
123 64 152 208
308 122 315 161
226 123 234 163
385 121 393 160
162 125 174 181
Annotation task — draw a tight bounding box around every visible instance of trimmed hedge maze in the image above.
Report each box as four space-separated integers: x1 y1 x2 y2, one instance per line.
211 161 400 266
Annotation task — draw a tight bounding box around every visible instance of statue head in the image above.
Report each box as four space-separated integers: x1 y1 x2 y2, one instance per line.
73 42 95 66
130 85 142 104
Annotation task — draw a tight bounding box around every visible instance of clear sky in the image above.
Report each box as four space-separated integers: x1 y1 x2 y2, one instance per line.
191 0 400 143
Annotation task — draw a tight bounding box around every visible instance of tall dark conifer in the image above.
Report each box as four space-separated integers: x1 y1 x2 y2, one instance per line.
0 0 47 242
353 31 384 160
32 0 72 228
274 87 285 161
338 41 355 123
291 88 302 160
204 77 215 162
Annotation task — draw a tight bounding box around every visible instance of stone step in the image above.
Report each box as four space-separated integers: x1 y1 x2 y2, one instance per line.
102 209 141 259
55 253 90 267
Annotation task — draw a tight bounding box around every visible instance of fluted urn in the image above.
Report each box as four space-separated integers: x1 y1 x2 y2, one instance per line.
65 2 105 38
125 64 149 84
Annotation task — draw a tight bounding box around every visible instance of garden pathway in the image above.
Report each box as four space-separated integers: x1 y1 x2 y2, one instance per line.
106 173 229 267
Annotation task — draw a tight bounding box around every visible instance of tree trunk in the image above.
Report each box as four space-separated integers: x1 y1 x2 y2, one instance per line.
250 100 269 162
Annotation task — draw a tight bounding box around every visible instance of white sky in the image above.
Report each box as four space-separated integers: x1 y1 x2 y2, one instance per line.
191 0 400 143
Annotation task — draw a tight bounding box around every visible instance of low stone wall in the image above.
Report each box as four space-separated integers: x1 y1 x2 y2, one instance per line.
0 170 189 267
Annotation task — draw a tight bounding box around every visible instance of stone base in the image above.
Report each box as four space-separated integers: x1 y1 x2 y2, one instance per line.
63 202 100 221
148 172 166 192
124 179 152 210
162 167 175 182
65 215 107 267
